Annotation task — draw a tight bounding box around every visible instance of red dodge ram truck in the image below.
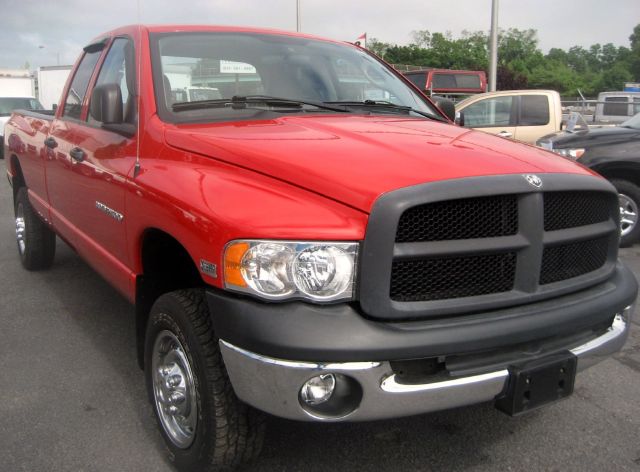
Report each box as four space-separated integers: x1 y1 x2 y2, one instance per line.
4 25 638 471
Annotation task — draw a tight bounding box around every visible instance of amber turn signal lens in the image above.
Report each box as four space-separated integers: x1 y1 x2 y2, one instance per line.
224 242 250 287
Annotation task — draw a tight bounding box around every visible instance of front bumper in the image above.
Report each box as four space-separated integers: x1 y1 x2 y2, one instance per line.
220 306 633 421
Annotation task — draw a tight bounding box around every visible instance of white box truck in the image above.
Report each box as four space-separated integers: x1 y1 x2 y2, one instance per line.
37 65 73 109
0 69 34 98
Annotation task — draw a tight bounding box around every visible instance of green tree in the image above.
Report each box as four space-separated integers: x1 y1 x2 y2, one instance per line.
370 22 639 95
598 63 633 90
629 24 640 80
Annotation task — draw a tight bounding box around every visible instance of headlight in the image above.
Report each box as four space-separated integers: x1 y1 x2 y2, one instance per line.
552 148 585 160
223 240 358 302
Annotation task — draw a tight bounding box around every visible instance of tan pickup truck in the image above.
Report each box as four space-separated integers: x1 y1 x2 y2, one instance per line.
455 90 562 144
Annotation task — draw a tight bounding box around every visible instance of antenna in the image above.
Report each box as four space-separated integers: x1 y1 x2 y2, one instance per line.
134 0 142 178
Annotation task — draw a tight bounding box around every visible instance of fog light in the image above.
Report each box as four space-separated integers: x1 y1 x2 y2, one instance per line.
300 374 336 405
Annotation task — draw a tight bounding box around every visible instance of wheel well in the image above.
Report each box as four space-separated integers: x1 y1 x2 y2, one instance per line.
135 229 204 368
9 155 26 201
593 164 640 189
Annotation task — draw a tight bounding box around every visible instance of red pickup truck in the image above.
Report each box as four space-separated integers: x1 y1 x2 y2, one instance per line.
4 25 637 471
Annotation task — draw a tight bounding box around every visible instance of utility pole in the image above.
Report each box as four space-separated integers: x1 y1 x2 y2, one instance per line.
296 0 301 32
488 0 499 91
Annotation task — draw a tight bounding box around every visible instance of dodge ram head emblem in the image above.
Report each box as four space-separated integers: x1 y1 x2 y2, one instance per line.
524 174 542 188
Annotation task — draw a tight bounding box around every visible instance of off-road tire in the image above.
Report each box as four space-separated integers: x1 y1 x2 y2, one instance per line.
611 179 640 247
14 187 56 270
144 289 265 472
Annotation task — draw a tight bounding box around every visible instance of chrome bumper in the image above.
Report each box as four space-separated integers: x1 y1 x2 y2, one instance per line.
220 306 633 422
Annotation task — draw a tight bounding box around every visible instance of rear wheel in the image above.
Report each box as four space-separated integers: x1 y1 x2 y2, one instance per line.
611 179 640 247
144 289 265 471
14 187 56 270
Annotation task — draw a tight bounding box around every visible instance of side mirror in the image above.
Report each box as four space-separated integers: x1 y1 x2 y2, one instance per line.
90 84 123 124
52 103 57 112
433 97 456 122
455 111 465 127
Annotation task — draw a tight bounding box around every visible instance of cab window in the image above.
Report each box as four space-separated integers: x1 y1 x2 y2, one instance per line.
519 95 549 126
603 97 628 116
62 50 101 120
463 96 513 127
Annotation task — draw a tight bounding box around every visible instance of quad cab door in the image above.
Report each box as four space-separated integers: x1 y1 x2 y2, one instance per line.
46 36 138 294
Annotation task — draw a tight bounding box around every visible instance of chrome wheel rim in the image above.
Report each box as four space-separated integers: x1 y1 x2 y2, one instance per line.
16 203 26 255
619 193 638 237
151 330 198 449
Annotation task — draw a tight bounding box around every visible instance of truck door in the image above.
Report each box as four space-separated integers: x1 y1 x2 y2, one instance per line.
46 46 103 247
458 95 516 140
64 37 137 269
46 37 137 291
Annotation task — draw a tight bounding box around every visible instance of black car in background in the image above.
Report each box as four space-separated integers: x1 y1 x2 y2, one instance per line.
537 113 640 247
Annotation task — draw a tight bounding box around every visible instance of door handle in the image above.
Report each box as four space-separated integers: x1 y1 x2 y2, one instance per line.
497 131 513 138
44 137 58 149
69 147 86 163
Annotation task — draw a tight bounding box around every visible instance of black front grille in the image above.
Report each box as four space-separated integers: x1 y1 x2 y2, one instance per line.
540 237 610 285
390 253 517 302
360 175 620 320
396 195 518 242
544 191 613 231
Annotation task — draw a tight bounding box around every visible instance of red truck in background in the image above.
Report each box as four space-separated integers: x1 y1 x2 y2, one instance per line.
3 25 637 471
403 68 487 96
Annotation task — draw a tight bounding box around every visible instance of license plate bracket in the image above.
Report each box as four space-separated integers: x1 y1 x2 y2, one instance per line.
495 352 577 416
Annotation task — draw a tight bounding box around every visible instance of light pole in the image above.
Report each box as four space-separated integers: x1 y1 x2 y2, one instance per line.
488 0 499 91
296 0 301 32
39 45 60 66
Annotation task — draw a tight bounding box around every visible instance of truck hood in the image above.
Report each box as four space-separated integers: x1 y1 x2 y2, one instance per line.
165 114 593 213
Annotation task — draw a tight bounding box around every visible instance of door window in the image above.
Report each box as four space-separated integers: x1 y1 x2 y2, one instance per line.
462 96 513 127
89 37 136 124
405 73 426 89
519 95 549 126
62 50 102 120
603 97 628 116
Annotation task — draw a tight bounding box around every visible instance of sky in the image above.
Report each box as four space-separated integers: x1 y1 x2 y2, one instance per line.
0 0 638 70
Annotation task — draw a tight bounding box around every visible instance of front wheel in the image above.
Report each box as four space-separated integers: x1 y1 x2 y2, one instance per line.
611 179 640 247
144 289 264 471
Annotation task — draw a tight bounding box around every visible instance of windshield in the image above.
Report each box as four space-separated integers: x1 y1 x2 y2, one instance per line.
150 32 438 122
0 97 43 117
621 112 640 129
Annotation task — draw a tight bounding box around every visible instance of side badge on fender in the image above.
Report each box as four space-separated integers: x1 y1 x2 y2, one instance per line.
200 260 218 278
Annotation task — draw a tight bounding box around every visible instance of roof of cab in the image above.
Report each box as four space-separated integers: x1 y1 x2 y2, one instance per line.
87 24 348 48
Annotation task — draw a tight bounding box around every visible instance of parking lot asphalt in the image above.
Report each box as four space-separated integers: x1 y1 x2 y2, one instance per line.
1 176 639 472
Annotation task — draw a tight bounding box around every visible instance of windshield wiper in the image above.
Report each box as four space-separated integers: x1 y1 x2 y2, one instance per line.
172 95 349 113
324 100 445 121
